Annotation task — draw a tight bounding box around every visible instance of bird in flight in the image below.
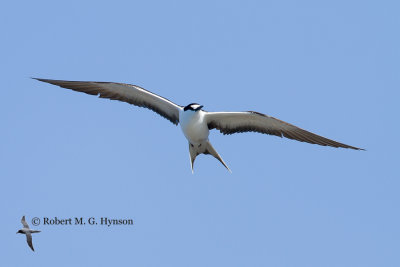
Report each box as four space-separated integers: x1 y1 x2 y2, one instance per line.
17 216 41 251
34 78 363 172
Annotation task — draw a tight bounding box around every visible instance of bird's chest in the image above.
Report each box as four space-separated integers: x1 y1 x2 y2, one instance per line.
179 111 209 143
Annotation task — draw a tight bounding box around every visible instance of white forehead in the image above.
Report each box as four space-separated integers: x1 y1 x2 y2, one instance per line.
190 104 202 109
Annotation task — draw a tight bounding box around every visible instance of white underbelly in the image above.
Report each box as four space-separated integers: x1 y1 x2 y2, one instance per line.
179 110 209 144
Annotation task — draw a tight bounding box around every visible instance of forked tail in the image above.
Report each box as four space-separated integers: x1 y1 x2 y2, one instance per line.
188 140 231 173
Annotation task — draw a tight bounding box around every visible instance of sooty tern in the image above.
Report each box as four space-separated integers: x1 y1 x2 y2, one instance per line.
17 216 41 251
34 78 363 172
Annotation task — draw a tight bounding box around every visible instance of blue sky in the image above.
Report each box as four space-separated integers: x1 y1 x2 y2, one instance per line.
1 0 399 266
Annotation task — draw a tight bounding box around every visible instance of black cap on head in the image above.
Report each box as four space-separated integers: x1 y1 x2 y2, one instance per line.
184 103 204 111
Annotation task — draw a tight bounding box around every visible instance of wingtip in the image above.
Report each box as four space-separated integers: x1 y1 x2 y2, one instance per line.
32 77 47 82
31 77 45 83
32 77 56 83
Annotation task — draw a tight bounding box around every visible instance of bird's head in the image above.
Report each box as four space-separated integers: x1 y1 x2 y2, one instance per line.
16 230 23 234
183 103 204 112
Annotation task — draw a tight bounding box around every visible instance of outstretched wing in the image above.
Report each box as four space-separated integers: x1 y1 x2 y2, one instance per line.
34 78 182 125
206 111 363 150
26 233 34 251
21 216 30 229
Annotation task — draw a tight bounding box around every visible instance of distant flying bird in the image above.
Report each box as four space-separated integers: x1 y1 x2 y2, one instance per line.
34 78 363 172
17 216 41 251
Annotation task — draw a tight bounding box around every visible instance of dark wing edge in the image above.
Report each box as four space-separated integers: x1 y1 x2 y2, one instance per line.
26 234 34 251
21 216 29 228
33 78 182 125
207 111 364 150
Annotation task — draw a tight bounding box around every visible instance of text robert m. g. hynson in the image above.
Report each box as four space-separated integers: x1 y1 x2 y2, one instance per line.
31 217 134 227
